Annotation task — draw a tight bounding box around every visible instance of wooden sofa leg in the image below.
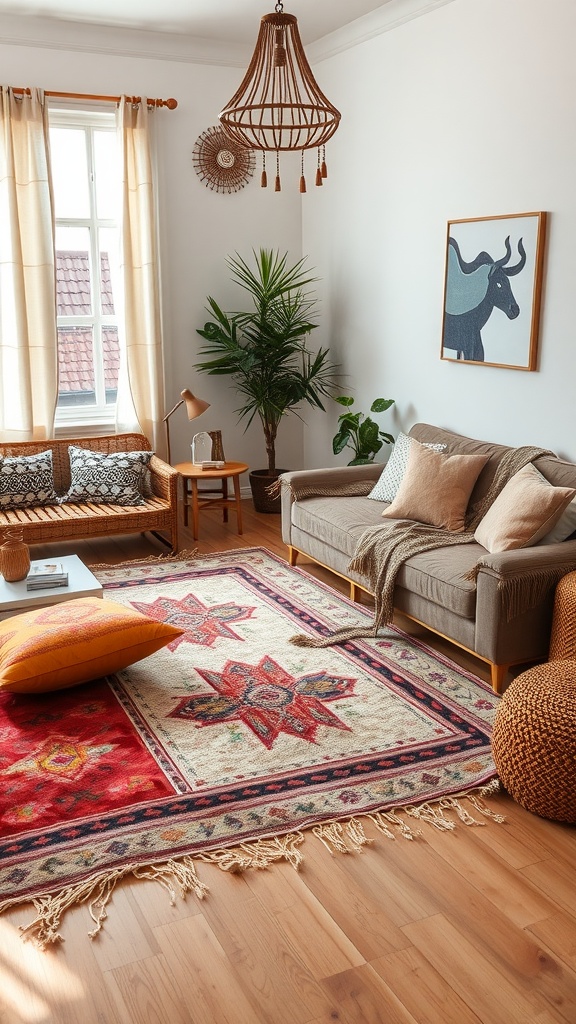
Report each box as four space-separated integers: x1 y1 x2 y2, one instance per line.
288 546 299 566
490 663 508 694
350 583 362 603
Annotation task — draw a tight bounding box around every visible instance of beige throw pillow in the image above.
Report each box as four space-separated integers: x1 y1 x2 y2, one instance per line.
381 443 488 532
474 463 576 553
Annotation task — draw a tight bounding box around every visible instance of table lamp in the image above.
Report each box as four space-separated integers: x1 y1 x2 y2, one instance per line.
163 389 210 464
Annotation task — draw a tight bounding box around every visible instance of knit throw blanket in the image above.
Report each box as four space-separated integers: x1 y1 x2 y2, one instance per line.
289 445 559 649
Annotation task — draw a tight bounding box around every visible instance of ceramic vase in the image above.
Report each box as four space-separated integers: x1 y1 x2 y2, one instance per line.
0 528 31 582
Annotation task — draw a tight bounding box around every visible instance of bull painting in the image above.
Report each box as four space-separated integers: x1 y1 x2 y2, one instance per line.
442 235 527 362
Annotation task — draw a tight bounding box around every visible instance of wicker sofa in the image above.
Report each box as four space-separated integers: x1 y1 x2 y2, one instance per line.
281 423 576 693
0 433 179 552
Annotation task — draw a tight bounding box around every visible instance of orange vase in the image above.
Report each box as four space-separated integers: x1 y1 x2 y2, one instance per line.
0 528 31 582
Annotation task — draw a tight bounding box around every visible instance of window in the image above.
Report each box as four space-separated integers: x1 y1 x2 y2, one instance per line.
49 108 122 427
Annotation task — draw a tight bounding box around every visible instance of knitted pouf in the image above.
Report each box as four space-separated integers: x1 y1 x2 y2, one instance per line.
491 660 576 822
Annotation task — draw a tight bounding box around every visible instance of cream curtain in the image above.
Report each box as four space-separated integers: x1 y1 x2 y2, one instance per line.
116 98 166 455
0 87 58 440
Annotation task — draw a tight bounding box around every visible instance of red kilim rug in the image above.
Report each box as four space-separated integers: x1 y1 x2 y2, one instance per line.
0 548 503 946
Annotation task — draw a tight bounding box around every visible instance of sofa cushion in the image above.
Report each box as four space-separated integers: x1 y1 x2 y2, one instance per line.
381 444 488 532
60 447 153 506
368 431 447 502
474 464 576 553
291 495 480 618
0 450 59 509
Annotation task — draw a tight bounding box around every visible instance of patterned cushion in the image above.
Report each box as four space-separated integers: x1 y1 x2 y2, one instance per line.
368 432 447 503
0 596 184 693
60 447 153 506
0 450 59 509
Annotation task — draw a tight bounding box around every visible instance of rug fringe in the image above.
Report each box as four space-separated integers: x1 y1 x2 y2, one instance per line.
1 783 504 948
198 832 306 872
88 549 198 571
0 857 208 950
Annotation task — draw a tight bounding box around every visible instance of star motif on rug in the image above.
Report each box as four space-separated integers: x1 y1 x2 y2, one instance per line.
2 737 115 781
130 593 256 649
169 655 357 749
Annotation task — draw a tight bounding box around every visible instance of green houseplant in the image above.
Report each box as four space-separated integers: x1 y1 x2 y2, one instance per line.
195 249 338 511
332 396 395 465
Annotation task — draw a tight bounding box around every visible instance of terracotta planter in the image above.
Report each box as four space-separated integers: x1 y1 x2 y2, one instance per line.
249 469 287 514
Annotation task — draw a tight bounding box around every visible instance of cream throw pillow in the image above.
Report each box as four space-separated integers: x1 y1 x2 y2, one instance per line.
474 463 576 553
381 443 488 532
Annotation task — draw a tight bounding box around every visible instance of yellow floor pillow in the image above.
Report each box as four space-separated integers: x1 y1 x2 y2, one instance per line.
0 596 184 693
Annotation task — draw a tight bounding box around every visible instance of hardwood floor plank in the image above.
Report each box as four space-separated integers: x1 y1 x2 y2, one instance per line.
321 963 419 1024
371 946 483 1024
401 913 565 1024
529 911 576 972
106 952 198 1024
153 914 267 1024
200 893 340 1023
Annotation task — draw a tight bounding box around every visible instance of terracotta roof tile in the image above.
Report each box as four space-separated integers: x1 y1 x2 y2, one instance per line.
57 249 118 394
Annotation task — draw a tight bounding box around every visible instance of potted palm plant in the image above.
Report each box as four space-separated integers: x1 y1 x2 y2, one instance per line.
195 249 338 512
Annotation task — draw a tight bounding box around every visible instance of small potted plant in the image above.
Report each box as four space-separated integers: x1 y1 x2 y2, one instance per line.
195 249 338 511
332 396 395 465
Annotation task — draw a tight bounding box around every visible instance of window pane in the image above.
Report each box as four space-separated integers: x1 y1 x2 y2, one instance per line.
56 227 92 316
99 227 119 316
103 327 120 404
50 127 90 218
94 130 120 219
57 327 95 407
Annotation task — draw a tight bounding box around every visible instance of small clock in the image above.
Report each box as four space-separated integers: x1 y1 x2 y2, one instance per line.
192 125 255 194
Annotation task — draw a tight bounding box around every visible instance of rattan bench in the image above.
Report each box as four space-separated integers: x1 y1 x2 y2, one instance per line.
0 433 179 552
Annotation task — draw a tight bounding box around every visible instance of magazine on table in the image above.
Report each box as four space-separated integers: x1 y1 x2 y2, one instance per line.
26 562 69 589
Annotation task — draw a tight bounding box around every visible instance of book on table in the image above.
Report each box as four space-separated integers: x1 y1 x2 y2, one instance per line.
26 562 69 590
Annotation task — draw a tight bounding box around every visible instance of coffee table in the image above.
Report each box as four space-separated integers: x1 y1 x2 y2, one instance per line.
0 554 103 619
174 461 249 540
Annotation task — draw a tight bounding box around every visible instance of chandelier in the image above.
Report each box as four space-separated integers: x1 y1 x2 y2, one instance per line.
219 2 341 192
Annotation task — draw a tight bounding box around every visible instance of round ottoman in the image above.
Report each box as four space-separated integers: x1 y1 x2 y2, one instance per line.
491 660 576 822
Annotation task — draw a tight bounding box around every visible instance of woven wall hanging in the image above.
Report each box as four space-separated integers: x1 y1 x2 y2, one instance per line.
192 126 255 194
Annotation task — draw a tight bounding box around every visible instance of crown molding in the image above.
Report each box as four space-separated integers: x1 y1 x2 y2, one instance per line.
0 0 456 68
0 13 250 67
308 0 457 63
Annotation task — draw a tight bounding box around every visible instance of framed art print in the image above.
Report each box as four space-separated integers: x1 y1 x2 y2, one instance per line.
440 211 546 370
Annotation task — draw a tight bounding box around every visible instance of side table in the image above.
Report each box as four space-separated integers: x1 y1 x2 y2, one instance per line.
0 554 103 619
174 461 249 540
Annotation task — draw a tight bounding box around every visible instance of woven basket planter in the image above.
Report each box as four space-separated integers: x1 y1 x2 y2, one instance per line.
249 469 286 514
491 661 576 822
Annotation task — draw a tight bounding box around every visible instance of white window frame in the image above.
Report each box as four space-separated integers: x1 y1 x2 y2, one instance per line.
49 106 120 433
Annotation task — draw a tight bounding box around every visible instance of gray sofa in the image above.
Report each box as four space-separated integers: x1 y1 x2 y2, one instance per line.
281 423 576 692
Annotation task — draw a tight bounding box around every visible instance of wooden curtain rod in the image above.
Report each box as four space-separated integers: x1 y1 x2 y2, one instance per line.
13 88 177 109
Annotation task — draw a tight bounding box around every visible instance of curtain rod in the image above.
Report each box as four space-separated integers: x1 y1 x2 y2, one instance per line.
12 88 177 109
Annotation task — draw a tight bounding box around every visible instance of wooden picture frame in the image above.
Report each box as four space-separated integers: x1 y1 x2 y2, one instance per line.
440 211 546 370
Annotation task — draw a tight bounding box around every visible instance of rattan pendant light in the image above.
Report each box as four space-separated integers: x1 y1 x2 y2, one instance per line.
219 2 341 192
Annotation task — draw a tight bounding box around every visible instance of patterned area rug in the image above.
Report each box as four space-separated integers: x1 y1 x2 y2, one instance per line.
0 548 502 945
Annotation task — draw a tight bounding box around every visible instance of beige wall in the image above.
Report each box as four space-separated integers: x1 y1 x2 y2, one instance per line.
303 0 576 466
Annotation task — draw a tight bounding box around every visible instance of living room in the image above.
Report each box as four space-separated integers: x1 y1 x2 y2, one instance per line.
1 1 575 1022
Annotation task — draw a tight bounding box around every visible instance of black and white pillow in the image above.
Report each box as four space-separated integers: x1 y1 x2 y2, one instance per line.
60 447 153 506
0 450 59 508
368 432 447 503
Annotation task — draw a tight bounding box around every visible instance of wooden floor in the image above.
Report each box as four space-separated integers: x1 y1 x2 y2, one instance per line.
2 501 575 1024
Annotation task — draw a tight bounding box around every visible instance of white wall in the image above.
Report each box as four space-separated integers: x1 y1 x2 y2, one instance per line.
0 22 304 472
303 0 576 466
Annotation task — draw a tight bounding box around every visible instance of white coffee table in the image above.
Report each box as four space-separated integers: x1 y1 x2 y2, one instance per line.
0 554 103 619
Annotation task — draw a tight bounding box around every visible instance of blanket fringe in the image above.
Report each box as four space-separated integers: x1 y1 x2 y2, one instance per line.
1 783 504 948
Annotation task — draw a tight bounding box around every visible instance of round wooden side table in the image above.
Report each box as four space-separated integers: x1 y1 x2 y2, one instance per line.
174 461 249 540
